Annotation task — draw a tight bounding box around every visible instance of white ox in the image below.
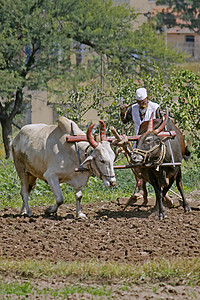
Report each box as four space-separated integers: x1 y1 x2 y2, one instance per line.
11 117 116 219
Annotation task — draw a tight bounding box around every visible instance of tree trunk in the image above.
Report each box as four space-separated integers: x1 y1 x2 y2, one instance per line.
0 87 23 159
1 118 13 159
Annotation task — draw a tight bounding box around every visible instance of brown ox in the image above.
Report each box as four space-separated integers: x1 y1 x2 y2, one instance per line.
12 117 116 219
131 110 191 219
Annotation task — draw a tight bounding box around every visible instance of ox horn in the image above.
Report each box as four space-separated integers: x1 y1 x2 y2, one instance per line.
99 120 108 141
87 123 98 149
147 112 154 131
155 107 169 134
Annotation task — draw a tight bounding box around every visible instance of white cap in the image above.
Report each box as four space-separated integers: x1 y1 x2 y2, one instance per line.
135 87 147 101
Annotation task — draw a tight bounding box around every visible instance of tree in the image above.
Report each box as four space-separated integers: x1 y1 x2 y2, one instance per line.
0 0 185 159
59 68 199 153
0 0 137 158
131 23 184 74
156 0 200 34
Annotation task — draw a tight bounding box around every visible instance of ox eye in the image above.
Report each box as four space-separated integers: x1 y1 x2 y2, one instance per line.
100 159 105 164
146 137 153 143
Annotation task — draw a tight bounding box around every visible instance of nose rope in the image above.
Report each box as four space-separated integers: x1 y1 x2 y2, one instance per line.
146 143 166 166
132 141 166 166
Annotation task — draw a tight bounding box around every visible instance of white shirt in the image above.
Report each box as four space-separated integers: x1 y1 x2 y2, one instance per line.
131 101 160 135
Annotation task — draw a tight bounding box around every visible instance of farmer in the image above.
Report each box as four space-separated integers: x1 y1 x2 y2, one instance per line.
120 87 161 136
120 87 172 205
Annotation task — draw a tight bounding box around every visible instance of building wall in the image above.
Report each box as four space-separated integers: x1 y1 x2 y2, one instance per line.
129 0 156 28
23 89 54 125
153 5 200 60
113 0 156 28
167 31 200 60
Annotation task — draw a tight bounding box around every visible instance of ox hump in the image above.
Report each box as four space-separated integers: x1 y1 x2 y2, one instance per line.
57 116 85 135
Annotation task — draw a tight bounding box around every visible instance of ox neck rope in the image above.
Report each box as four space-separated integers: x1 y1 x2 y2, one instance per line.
132 141 166 168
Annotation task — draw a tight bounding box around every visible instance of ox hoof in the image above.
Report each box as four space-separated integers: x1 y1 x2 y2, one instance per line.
20 208 33 217
77 212 88 219
45 205 58 216
151 209 167 220
159 212 167 220
142 199 148 206
21 211 33 217
184 205 192 213
133 192 143 201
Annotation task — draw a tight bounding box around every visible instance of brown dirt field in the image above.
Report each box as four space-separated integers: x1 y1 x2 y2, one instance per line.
0 196 200 299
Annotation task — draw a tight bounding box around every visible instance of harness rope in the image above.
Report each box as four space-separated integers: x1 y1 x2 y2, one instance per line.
132 140 167 167
81 144 114 179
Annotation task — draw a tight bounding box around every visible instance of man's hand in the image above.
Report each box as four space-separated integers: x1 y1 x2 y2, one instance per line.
120 104 128 114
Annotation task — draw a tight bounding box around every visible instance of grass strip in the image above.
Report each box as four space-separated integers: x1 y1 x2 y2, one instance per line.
0 281 112 298
0 257 199 285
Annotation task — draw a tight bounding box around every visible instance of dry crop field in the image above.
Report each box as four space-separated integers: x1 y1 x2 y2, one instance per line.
0 194 200 299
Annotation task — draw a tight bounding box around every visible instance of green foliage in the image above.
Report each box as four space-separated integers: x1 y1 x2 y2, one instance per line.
116 66 199 153
55 67 199 153
91 73 138 136
54 83 99 127
131 23 184 72
169 70 200 147
62 0 137 56
0 158 21 207
156 0 200 34
144 68 200 150
0 0 138 157
0 0 137 96
0 282 34 296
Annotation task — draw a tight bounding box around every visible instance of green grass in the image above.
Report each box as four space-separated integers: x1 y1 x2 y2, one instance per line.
0 281 112 298
0 257 199 298
0 257 199 283
0 148 199 210
0 155 136 210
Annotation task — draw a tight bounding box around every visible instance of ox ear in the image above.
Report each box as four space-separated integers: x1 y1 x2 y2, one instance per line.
81 155 94 168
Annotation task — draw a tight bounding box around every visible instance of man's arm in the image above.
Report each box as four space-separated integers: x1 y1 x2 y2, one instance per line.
120 105 132 124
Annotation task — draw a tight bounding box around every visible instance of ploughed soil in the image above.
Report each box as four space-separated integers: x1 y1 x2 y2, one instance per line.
0 194 200 299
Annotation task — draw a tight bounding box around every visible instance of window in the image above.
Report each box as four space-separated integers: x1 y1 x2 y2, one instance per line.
185 35 195 43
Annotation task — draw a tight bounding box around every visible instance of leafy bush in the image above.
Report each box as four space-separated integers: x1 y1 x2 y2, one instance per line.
56 68 199 154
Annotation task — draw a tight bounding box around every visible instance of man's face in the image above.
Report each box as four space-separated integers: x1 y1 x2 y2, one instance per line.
137 97 149 109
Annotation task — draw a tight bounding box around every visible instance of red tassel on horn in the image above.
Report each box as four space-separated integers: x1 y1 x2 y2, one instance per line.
155 108 169 134
87 123 98 148
99 120 108 141
147 112 154 131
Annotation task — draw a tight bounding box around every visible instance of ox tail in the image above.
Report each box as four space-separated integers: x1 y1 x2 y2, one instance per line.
184 146 191 161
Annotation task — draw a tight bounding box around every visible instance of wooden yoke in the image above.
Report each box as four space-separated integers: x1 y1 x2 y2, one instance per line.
66 130 176 143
